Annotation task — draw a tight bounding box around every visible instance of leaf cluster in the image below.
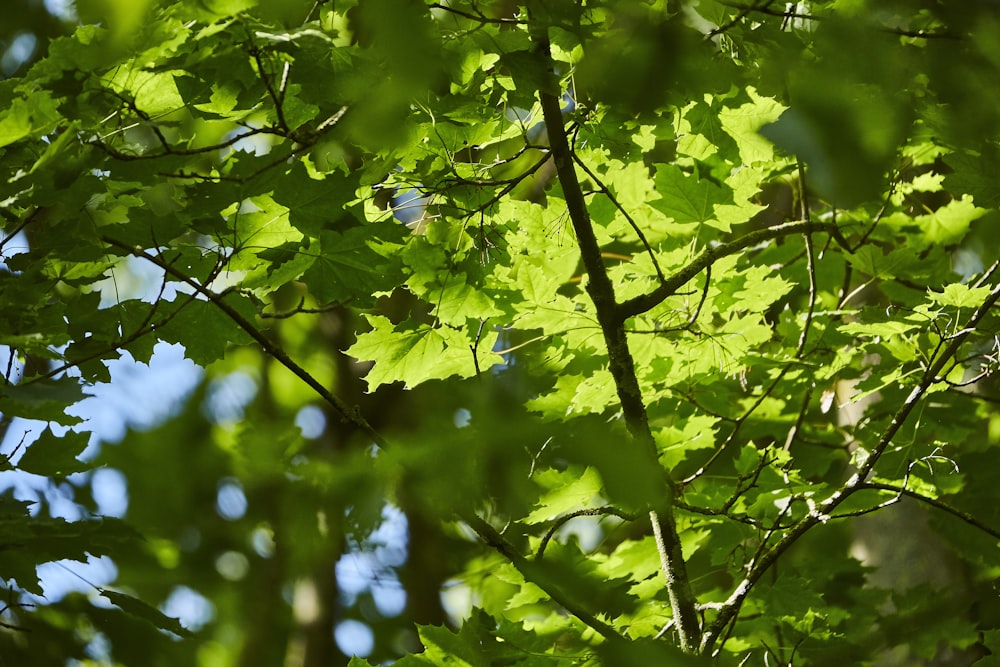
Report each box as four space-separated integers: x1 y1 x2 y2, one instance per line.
2 0 1000 665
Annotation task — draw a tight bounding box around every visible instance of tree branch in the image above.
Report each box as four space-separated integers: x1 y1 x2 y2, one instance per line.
618 220 848 322
707 0 775 38
853 280 1000 483
700 278 1000 655
106 233 629 648
427 2 524 25
529 18 701 653
464 514 623 641
716 1 963 39
858 482 1000 541
571 150 666 283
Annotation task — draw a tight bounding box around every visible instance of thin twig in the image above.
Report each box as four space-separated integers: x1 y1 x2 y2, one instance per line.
259 298 349 319
470 319 486 377
681 363 792 485
0 208 42 255
89 124 282 161
700 278 1000 655
854 281 1000 484
571 150 666 284
686 265 711 328
708 0 774 38
465 514 623 641
101 236 386 445
427 2 524 25
535 507 640 559
796 162 816 356
249 40 291 133
618 220 850 322
716 1 963 39
858 482 1000 540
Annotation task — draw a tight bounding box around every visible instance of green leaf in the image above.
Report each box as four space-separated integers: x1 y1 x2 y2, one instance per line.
650 164 735 231
928 283 993 309
598 537 662 591
348 316 503 391
0 378 85 425
427 274 504 325
0 94 62 148
881 195 986 246
273 161 362 237
299 224 406 306
417 624 480 667
0 512 139 594
847 246 917 279
526 467 602 523
101 67 186 117
596 636 708 666
16 428 90 479
100 589 193 637
839 319 920 339
734 444 761 475
157 293 256 365
346 658 377 667
718 88 785 164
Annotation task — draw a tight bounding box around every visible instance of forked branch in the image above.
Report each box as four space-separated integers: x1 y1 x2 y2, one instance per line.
700 277 1000 655
617 220 849 322
529 16 701 653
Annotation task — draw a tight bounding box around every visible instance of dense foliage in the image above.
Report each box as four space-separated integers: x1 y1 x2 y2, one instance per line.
3 0 1000 664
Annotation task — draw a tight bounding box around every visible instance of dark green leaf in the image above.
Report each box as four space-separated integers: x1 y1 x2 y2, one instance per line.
100 589 193 637
16 427 90 478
